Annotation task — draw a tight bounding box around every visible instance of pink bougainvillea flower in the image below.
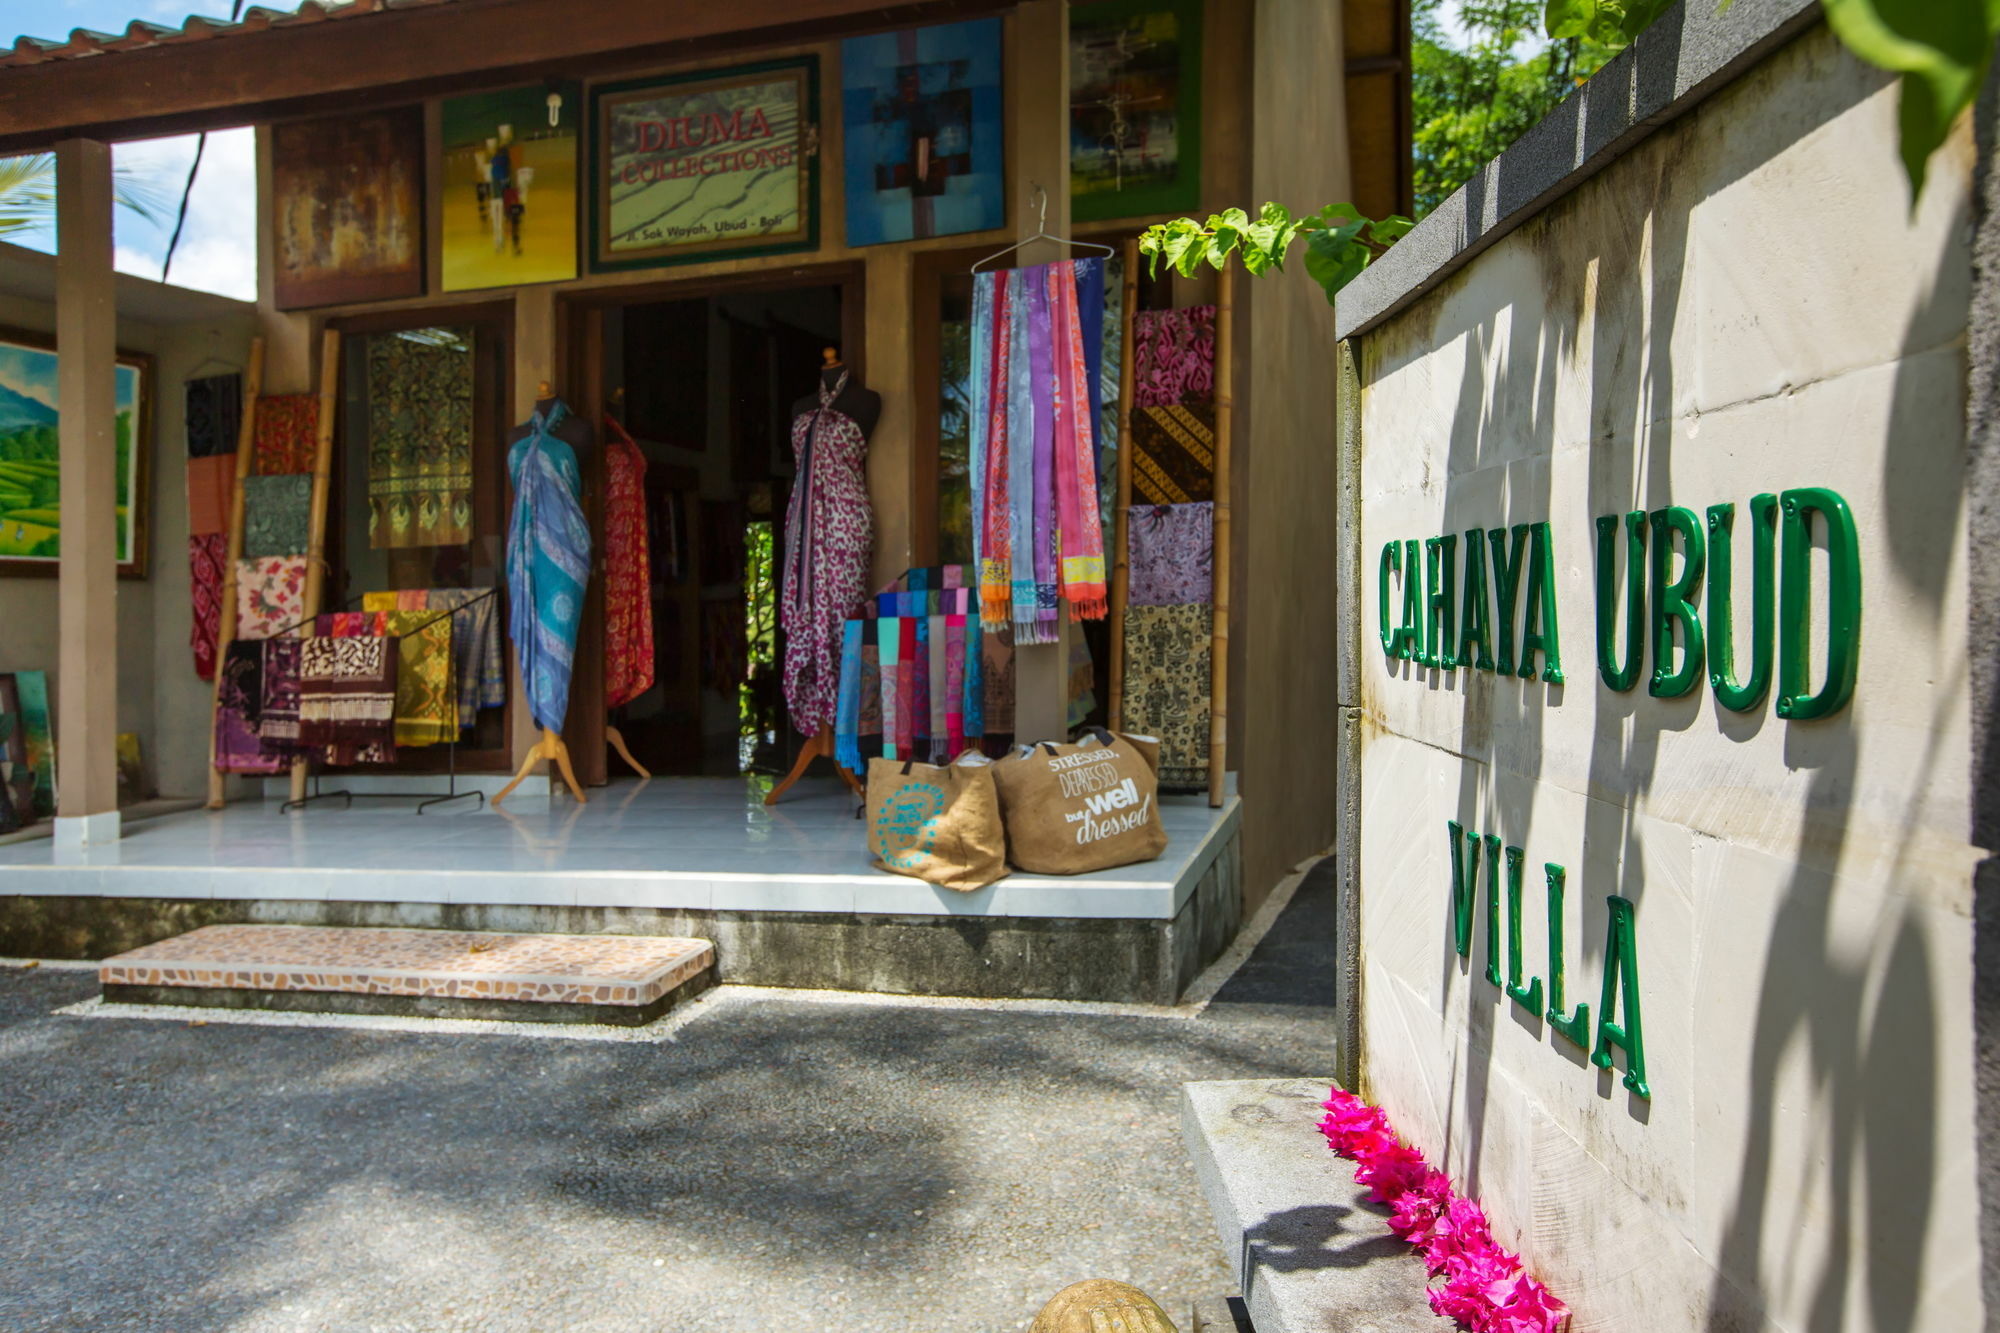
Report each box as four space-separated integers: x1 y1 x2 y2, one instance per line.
1354 1139 1430 1204
1386 1168 1454 1243
1484 1268 1570 1333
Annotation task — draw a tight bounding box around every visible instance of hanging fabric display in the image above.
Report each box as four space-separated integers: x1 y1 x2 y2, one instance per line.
781 371 874 736
1131 305 1217 407
214 640 289 775
1128 402 1217 506
1126 501 1214 606
602 416 656 709
422 588 506 723
256 638 304 749
235 555 306 641
366 332 475 549
241 474 314 558
1122 603 1212 789
506 401 591 733
969 258 1109 646
185 453 234 538
189 533 226 682
184 373 242 459
252 395 318 476
185 375 240 682
298 627 398 754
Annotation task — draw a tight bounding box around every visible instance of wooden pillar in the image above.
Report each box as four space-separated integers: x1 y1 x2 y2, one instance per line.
53 138 120 846
1007 0 1074 744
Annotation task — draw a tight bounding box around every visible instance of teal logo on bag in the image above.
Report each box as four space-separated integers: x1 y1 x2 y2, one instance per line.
874 782 946 869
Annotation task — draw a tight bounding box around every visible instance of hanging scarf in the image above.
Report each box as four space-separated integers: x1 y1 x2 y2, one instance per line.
257 638 303 747
506 401 592 733
835 618 865 773
380 609 458 746
603 415 656 709
215 640 286 775
969 276 994 604
978 271 1015 626
1050 261 1108 619
1010 272 1050 640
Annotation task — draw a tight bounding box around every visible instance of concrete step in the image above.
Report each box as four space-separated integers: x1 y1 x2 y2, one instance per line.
1180 1078 1439 1333
99 924 714 1026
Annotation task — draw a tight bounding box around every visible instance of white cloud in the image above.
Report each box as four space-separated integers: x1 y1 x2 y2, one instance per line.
111 127 256 301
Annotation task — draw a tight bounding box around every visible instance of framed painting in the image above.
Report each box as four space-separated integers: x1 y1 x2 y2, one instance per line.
441 82 582 292
591 58 819 271
271 107 426 309
6 670 54 819
1069 0 1204 223
841 19 1004 246
0 326 152 578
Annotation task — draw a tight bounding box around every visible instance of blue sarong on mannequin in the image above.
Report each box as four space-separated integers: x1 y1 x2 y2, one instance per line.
506 401 591 733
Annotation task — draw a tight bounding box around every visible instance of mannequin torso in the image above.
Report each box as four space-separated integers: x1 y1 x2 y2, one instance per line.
792 366 880 437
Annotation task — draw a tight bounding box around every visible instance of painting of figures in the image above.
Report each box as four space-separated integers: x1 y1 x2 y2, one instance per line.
0 328 150 576
841 19 1004 246
271 108 426 309
441 83 581 292
1069 0 1203 222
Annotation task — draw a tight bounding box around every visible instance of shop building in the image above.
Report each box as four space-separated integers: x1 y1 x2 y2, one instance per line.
0 0 1406 1001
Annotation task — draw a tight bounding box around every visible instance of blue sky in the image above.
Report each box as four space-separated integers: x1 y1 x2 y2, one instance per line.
7 1 268 301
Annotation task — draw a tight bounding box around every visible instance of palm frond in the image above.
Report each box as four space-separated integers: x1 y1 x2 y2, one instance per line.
0 150 179 239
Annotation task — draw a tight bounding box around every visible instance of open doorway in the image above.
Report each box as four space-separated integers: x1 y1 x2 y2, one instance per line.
596 280 848 778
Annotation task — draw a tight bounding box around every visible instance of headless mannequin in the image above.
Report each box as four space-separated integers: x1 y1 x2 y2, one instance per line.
493 382 594 807
767 347 876 805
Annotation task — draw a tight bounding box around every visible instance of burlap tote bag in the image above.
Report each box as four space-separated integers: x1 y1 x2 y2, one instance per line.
992 728 1169 875
865 754 1008 891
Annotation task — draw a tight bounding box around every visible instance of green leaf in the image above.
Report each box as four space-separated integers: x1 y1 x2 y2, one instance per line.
1205 224 1241 268
1161 221 1205 278
1823 0 1999 203
1368 214 1417 243
1303 226 1369 305
1545 0 1598 41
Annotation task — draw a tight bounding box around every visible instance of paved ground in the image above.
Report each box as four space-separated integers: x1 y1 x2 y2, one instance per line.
0 865 1336 1333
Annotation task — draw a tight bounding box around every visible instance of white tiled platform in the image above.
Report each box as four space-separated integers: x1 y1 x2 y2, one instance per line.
0 777 1241 921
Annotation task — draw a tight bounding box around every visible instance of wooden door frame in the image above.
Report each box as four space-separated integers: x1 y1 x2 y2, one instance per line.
561 259 865 784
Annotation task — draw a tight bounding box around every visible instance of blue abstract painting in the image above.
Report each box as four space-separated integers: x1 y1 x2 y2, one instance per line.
841 19 1004 247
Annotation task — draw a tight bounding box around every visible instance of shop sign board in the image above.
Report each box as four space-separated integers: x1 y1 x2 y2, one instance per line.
590 59 819 271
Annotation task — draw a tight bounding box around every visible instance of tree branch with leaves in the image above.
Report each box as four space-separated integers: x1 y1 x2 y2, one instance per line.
1137 202 1416 305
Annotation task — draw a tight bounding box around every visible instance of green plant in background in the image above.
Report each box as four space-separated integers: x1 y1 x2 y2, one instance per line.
1544 0 2000 201
740 519 777 745
0 152 171 240
1137 202 1415 305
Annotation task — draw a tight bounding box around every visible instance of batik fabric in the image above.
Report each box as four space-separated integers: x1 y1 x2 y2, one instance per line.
298 630 398 753
215 640 288 775
185 453 235 538
189 533 226 681
506 402 591 733
366 332 474 548
1126 502 1214 606
380 609 457 745
1132 306 1217 408
1128 403 1216 505
253 395 318 476
241 474 313 558
603 416 655 709
184 373 242 458
781 372 873 736
235 556 306 640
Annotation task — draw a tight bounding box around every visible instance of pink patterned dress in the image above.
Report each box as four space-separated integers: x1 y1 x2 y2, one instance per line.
782 373 873 735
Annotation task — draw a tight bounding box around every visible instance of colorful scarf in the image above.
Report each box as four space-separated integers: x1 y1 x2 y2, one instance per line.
977 269 1015 625
236 556 306 640
1127 502 1214 606
189 533 225 681
834 618 865 773
506 402 591 733
253 395 318 476
1132 306 1218 408
298 631 398 751
602 416 655 709
428 588 505 722
214 640 287 775
1009 269 1046 638
1050 261 1107 620
241 474 313 558
376 609 457 746
257 638 303 746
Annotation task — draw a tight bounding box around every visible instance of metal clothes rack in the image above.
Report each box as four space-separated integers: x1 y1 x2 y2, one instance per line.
263 585 501 816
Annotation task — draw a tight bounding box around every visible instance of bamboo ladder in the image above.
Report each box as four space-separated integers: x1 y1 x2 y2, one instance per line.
1108 240 1139 734
204 338 264 809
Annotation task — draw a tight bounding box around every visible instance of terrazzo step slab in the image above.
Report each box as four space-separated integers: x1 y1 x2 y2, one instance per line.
98 925 714 1026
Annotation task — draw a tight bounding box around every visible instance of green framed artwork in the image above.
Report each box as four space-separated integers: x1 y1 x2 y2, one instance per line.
591 58 820 272
0 326 152 577
1069 0 1204 223
441 82 582 292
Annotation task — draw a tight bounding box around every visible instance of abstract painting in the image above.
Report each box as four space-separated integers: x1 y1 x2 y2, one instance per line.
271 108 426 309
441 83 581 292
1069 0 1204 223
841 19 1004 246
9 670 54 818
593 59 818 270
0 327 151 576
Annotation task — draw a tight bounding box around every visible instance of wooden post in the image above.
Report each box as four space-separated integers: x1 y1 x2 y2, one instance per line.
1208 264 1234 808
287 328 341 806
206 343 265 809
1108 238 1139 731
53 138 120 843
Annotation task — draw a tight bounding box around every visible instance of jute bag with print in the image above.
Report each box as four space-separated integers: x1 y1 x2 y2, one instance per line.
992 728 1168 875
865 753 1008 891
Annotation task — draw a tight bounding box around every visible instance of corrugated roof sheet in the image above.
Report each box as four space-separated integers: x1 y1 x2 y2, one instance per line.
2 0 464 70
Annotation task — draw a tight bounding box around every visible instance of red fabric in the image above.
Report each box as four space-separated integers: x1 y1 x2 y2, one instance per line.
185 454 235 537
253 395 319 476
602 417 655 709
189 533 226 681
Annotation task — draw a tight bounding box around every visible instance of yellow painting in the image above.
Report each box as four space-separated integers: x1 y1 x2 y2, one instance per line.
441 83 581 292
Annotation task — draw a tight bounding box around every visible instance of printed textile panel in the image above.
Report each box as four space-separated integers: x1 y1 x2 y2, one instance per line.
241 474 313 558
253 396 319 476
1131 306 1216 408
184 372 242 458
379 609 458 746
365 333 475 549
189 533 226 680
1129 403 1215 506
235 556 306 641
185 453 235 538
1126 502 1213 607
1120 602 1211 789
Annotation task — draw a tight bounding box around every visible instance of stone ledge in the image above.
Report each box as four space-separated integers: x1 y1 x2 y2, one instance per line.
1335 0 1823 341
1180 1078 1438 1333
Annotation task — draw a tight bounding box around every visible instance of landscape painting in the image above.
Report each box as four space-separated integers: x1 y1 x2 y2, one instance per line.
0 329 151 577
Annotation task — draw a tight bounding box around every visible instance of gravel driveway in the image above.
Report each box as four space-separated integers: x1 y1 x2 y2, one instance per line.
0 865 1335 1333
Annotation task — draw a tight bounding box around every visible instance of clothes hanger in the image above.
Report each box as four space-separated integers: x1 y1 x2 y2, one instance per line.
182 355 243 381
971 185 1115 274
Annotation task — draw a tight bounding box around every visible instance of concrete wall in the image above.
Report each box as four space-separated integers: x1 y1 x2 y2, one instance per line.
0 243 257 799
1342 13 1981 1331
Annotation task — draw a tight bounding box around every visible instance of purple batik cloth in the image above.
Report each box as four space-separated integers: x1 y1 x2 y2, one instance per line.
1127 502 1215 606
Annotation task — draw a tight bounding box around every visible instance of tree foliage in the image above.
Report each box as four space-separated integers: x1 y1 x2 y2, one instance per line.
1137 202 1415 305
0 153 171 242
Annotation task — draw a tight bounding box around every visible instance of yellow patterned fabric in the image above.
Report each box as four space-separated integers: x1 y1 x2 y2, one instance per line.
1118 602 1211 789
378 609 457 745
365 332 475 549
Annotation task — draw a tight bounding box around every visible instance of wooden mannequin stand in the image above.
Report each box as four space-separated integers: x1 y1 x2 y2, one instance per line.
765 727 862 806
494 725 586 806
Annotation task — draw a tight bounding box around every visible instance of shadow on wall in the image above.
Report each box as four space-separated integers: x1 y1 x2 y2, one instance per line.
1359 21 1963 1331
